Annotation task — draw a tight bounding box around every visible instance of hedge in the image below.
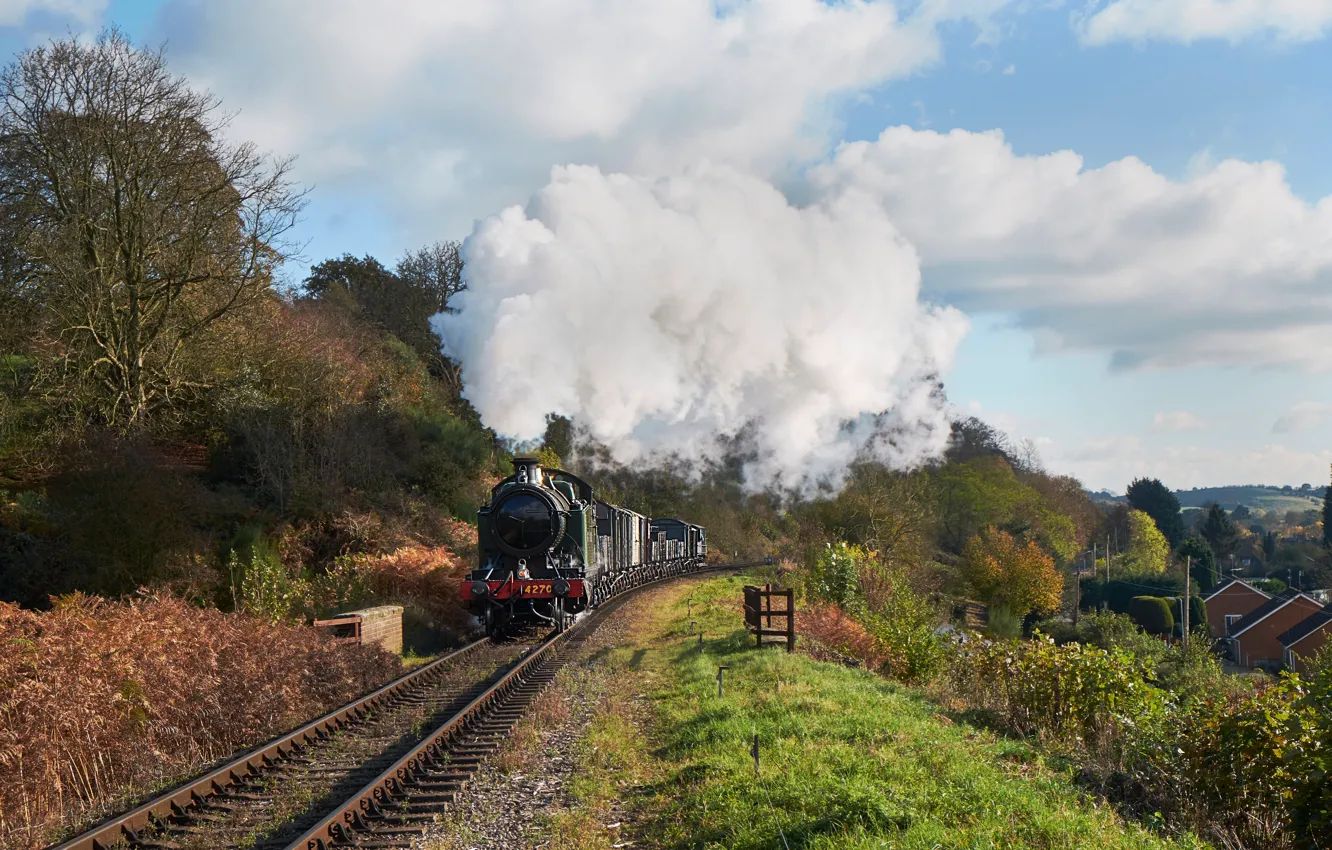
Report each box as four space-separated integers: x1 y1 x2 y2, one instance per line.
1127 595 1175 635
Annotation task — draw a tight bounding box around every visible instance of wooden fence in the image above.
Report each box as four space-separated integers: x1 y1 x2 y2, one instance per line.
743 584 795 652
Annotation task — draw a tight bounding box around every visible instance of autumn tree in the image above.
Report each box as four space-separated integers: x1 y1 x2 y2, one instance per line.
0 30 303 427
1121 509 1170 574
959 527 1063 618
1126 477 1185 549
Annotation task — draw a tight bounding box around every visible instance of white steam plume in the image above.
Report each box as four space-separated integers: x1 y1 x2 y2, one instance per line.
434 163 967 491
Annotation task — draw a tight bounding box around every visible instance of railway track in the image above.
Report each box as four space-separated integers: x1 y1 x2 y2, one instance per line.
49 636 541 850
50 559 749 850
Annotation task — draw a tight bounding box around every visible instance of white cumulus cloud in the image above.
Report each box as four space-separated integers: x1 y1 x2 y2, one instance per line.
1076 0 1332 45
809 126 1332 370
161 0 1007 243
1274 402 1332 433
435 164 968 491
1153 411 1206 432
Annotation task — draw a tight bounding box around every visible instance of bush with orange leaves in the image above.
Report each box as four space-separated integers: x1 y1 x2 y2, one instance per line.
797 602 892 673
315 543 475 635
0 593 400 850
959 527 1063 619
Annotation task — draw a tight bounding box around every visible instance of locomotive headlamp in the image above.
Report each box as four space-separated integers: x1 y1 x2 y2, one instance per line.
470 581 490 598
552 579 571 598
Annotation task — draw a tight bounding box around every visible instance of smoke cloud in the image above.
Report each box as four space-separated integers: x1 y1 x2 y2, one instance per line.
434 163 967 491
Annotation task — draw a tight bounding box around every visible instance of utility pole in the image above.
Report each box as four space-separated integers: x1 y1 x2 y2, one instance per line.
1188 556 1198 655
1074 550 1082 626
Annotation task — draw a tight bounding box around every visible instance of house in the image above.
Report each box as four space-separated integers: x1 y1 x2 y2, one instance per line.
1202 578 1271 637
1278 606 1332 674
1235 552 1265 573
1227 590 1325 669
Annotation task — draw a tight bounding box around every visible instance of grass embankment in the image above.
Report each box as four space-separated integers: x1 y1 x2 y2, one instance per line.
541 573 1206 850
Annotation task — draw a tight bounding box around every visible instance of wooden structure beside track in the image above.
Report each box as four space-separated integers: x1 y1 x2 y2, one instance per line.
743 584 795 652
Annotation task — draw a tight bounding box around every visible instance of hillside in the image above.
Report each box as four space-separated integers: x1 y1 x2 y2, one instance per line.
1174 485 1325 514
1092 485 1326 516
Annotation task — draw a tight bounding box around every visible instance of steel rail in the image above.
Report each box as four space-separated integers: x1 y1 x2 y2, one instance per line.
48 637 490 850
285 557 751 850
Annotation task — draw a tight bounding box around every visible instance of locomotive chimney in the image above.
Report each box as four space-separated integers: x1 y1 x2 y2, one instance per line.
512 457 542 486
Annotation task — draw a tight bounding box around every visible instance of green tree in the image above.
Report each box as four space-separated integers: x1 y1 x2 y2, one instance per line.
1262 530 1279 560
1126 477 1185 549
1179 537 1218 592
1122 509 1170 574
1200 503 1240 563
302 252 460 379
396 240 465 315
1323 466 1332 548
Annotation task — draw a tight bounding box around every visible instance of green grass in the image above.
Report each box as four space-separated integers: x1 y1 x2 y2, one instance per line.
568 574 1208 850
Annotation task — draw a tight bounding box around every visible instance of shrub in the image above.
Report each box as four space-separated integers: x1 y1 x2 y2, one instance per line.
947 634 1165 749
1168 596 1209 640
1081 573 1183 613
1040 609 1169 666
959 528 1062 617
229 538 309 622
797 602 890 671
1252 577 1287 595
985 604 1022 639
806 542 867 611
0 593 399 849
1127 596 1174 635
860 564 944 684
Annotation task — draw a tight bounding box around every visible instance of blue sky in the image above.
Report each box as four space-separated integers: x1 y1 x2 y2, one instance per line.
843 3 1332 491
5 0 1331 492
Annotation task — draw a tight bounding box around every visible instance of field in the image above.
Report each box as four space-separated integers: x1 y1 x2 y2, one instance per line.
536 574 1206 850
1094 485 1323 516
1174 486 1323 515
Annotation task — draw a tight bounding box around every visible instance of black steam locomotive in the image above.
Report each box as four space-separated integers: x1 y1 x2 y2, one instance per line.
459 457 706 634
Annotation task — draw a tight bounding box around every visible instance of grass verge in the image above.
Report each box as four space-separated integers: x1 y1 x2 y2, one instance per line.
546 572 1209 850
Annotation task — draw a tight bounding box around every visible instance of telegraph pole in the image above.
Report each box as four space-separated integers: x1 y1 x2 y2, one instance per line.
1188 556 1198 655
1074 550 1082 626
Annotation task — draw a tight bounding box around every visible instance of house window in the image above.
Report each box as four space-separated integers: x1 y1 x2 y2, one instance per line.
1225 614 1243 634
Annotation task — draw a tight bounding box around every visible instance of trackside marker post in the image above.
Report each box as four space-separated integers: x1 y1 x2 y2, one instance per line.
717 666 729 698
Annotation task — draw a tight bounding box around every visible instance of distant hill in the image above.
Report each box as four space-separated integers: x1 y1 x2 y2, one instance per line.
1088 485 1326 516
1175 486 1325 515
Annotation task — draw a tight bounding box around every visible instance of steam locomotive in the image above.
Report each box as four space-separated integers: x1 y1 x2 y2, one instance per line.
459 457 706 635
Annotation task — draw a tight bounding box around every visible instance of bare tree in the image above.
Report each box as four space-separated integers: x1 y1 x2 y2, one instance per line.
0 29 305 426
